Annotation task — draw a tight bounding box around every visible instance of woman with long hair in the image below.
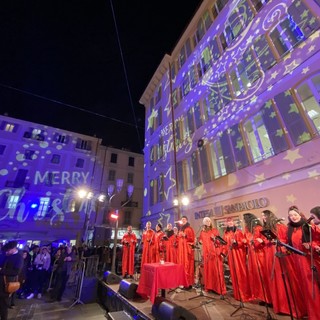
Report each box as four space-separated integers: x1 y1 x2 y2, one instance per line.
243 213 271 305
199 217 226 295
223 217 252 302
261 209 306 318
285 205 319 320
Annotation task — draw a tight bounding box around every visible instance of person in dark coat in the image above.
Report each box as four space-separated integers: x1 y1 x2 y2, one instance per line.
0 241 24 320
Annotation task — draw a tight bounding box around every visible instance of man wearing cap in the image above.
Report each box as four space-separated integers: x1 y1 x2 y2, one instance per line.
0 241 24 320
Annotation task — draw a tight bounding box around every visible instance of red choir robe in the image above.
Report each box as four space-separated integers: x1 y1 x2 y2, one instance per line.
263 223 306 318
141 228 156 266
168 233 178 263
163 230 175 262
243 225 270 303
154 230 165 262
199 227 226 295
223 227 252 302
121 231 137 276
285 222 319 320
177 223 195 286
310 224 320 273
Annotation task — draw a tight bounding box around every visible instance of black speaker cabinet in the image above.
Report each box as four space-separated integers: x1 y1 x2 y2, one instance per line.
152 297 196 320
104 271 122 284
118 279 138 300
93 227 112 246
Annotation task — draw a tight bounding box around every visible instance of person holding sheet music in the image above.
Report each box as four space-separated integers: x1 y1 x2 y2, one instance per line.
177 216 195 288
121 225 137 278
261 209 306 318
222 217 252 302
154 223 165 263
199 217 226 296
243 213 271 305
141 221 156 266
285 205 319 320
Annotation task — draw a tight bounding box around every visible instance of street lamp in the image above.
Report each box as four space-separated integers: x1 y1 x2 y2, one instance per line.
77 188 105 245
173 195 190 221
107 179 134 274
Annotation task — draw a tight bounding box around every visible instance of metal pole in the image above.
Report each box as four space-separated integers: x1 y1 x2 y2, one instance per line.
111 218 118 273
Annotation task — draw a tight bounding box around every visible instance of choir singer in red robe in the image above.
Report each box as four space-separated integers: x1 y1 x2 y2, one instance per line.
177 216 195 289
121 225 137 278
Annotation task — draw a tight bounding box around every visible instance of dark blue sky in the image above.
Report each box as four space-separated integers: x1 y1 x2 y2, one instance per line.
0 1 202 153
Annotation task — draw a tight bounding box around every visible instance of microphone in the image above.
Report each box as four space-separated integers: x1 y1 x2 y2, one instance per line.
253 218 260 221
174 220 182 224
306 216 315 224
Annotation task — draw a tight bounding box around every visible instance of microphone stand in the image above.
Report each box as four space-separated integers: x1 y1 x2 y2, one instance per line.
188 243 215 304
307 223 320 298
249 223 275 320
261 229 306 320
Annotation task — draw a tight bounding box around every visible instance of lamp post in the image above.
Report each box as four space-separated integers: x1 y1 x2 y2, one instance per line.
107 180 134 274
173 195 190 222
77 188 106 245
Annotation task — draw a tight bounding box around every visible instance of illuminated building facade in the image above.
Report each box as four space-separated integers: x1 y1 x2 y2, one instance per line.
0 115 143 244
140 0 320 230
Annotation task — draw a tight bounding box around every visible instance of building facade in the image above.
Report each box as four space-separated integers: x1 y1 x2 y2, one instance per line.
140 0 320 232
0 115 143 245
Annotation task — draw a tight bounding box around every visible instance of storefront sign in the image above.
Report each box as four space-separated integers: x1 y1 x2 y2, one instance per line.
194 197 269 219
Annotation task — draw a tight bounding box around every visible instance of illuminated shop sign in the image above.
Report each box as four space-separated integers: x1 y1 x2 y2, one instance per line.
194 197 270 219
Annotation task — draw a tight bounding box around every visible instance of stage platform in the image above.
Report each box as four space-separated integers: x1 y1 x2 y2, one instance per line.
98 278 292 320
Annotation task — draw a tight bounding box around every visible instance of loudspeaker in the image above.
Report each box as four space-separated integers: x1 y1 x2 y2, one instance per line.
104 271 121 284
93 227 112 246
80 277 98 303
152 297 197 320
107 311 132 320
118 279 138 300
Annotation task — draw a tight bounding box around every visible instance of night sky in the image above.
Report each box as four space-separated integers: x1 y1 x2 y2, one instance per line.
0 1 202 153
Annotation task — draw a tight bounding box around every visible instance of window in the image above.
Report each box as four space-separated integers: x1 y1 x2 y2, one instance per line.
75 138 92 151
288 1 320 38
296 74 320 134
208 131 236 178
251 0 269 12
51 154 61 164
185 151 202 191
0 121 18 132
212 0 229 18
229 124 250 169
230 47 260 96
244 113 275 162
54 133 68 144
110 153 118 163
274 90 311 145
76 158 85 168
172 88 181 109
123 211 131 225
128 156 135 167
209 36 221 61
31 128 45 141
0 145 6 155
24 150 36 160
199 145 212 183
127 172 134 184
155 85 162 104
7 195 19 209
108 170 116 181
14 169 28 188
179 46 186 68
253 34 276 71
5 123 15 132
270 16 304 57
37 197 50 218
149 179 156 206
158 174 165 202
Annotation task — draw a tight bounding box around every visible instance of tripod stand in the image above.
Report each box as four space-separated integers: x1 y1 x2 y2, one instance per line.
226 234 259 317
261 229 306 320
189 246 215 304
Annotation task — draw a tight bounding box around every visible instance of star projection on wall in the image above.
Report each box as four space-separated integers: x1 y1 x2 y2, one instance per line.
283 149 303 164
157 212 171 228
